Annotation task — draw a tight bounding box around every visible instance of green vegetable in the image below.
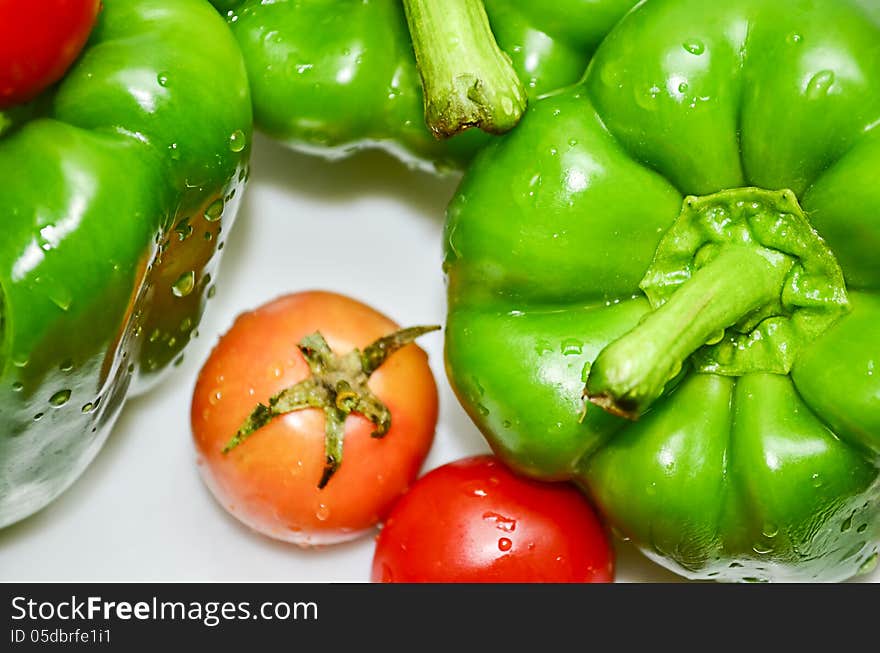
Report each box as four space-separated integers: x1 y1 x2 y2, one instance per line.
0 0 251 527
444 0 880 582
212 0 639 171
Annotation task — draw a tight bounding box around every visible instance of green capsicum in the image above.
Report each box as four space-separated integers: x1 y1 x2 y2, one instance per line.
0 0 251 527
211 0 639 171
444 0 880 582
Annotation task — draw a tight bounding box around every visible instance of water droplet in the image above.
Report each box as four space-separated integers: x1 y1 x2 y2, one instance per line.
172 271 195 297
806 70 835 100
174 217 193 240
33 413 44 421
581 361 592 382
561 339 583 356
476 403 489 417
168 143 180 160
205 198 224 222
859 552 879 574
49 287 73 311
50 389 71 406
157 73 169 87
728 562 743 568
316 503 330 521
857 523 868 534
683 39 705 55
752 541 772 555
678 81 689 94
841 512 855 532
60 359 74 372
207 285 217 299
498 538 513 552
229 130 247 152
787 33 803 45
81 402 94 413
841 541 865 561
12 382 23 392
762 523 779 538
811 473 823 488
534 339 553 355
465 483 488 498
209 390 222 406
180 317 193 332
483 512 517 533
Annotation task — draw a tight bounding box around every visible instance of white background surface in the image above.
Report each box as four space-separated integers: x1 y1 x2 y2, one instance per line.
1 134 875 583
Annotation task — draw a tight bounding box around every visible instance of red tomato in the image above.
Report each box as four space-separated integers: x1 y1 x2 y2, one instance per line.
372 455 614 582
191 291 439 546
0 0 101 108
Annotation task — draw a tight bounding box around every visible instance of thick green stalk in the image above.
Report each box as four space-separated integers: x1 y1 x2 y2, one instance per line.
585 246 794 419
403 0 526 138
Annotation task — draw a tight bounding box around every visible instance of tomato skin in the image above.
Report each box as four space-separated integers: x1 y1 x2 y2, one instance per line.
0 0 102 108
372 455 614 582
191 291 438 546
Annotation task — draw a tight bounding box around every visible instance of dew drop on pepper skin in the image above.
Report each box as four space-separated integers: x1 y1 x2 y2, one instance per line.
205 198 224 222
806 70 835 100
683 39 705 55
498 538 512 552
172 271 195 297
228 129 246 152
50 389 71 407
860 552 879 574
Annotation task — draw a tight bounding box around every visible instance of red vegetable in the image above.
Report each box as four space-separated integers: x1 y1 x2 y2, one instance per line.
191 291 439 546
0 0 101 108
372 455 614 582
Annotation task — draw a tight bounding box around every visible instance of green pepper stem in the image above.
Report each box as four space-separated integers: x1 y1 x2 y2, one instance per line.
584 246 794 419
402 0 526 138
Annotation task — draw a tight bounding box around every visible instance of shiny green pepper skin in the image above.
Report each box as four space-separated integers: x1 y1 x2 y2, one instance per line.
444 0 880 582
0 0 252 527
212 0 639 171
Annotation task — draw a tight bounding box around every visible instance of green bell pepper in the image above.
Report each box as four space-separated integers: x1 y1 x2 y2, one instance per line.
444 0 880 582
0 0 252 527
212 0 639 171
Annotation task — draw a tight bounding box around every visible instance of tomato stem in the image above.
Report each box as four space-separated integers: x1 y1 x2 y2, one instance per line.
223 325 440 489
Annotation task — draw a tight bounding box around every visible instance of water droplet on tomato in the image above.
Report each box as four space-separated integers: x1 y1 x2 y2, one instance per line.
498 538 512 552
483 512 517 532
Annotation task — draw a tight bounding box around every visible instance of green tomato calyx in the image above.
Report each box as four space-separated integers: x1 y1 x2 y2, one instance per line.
223 325 440 488
585 187 849 420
